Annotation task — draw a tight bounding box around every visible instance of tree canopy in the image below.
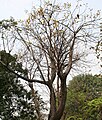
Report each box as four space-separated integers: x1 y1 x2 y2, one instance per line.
0 50 45 120
64 74 102 120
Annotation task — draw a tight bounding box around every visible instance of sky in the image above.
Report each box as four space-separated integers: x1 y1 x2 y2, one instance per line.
0 0 101 74
0 0 101 101
0 0 102 20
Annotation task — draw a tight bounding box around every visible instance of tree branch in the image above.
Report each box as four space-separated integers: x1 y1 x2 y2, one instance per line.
0 60 48 85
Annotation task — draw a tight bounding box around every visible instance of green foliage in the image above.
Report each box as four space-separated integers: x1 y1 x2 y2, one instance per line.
0 18 17 30
65 74 102 120
83 97 102 120
93 22 102 66
0 50 43 120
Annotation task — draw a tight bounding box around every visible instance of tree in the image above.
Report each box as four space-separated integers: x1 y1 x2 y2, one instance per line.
64 74 102 120
96 22 102 67
0 1 101 120
83 97 102 120
0 50 45 120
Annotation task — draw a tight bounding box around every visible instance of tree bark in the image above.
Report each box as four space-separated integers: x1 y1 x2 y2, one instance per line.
48 75 67 120
60 111 67 120
48 86 57 120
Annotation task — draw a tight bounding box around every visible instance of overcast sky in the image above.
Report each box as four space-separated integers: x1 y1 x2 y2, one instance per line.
0 0 101 74
0 0 102 20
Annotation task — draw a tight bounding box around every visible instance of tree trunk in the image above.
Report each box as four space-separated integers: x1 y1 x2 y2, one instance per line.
60 111 67 120
48 76 67 120
48 87 57 120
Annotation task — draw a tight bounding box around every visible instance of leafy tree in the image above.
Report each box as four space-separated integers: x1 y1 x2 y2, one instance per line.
0 50 44 120
0 1 101 120
83 97 102 120
64 74 102 120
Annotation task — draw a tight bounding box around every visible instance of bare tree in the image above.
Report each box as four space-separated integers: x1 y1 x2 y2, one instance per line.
0 1 101 120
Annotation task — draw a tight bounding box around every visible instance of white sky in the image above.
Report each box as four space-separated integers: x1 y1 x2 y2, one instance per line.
0 0 102 20
0 0 101 101
0 0 101 74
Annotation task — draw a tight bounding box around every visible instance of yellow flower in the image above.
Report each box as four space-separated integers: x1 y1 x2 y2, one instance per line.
38 8 44 16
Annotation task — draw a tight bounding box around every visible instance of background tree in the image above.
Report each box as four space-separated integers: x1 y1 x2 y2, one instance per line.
64 74 102 120
97 22 102 68
0 50 45 120
0 1 101 120
82 97 102 120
